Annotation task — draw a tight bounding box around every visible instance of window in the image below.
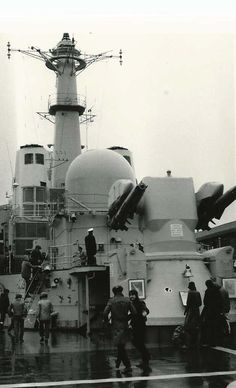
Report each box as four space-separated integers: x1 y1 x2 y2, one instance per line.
15 240 33 256
15 223 48 238
23 188 34 202
36 187 46 202
36 153 44 165
25 153 33 164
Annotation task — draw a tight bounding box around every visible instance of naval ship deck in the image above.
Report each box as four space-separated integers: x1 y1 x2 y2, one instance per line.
1 330 236 387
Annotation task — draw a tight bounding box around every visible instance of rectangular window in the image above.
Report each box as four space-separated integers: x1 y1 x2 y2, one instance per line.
25 153 33 164
26 223 37 237
36 153 44 165
15 223 26 237
15 240 33 256
37 223 48 237
36 187 46 202
23 187 34 202
15 223 48 238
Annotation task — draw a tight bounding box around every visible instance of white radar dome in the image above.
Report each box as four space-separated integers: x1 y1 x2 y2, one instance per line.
65 149 136 209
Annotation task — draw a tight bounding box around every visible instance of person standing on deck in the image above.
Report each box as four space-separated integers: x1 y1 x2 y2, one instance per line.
129 289 151 371
8 294 27 343
30 245 42 292
201 279 222 346
37 292 53 344
103 285 136 373
184 281 202 348
0 289 10 330
21 250 33 293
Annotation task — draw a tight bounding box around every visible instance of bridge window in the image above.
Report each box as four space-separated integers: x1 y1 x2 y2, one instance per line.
23 187 34 202
25 153 33 164
36 187 46 202
36 153 44 165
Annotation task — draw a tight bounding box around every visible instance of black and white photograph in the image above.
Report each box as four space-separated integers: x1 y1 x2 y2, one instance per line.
1 1 236 387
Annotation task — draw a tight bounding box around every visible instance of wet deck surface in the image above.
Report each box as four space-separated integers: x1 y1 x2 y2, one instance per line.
1 330 236 387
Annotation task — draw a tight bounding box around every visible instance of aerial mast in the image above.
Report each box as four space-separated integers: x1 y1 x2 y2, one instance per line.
46 33 85 187
8 33 122 188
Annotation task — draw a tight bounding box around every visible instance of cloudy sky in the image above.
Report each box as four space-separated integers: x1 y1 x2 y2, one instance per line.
1 1 236 225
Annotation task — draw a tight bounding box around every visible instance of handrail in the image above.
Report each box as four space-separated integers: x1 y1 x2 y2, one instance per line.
48 93 86 108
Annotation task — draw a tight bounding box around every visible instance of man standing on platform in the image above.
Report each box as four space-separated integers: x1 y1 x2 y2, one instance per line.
85 228 97 266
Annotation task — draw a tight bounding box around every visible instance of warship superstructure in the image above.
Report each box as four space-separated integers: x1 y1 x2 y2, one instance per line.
1 33 236 336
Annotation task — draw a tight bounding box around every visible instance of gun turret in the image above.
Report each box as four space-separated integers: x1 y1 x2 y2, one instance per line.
196 183 236 230
107 182 147 231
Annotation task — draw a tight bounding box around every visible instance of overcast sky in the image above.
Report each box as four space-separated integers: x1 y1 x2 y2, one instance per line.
1 1 236 225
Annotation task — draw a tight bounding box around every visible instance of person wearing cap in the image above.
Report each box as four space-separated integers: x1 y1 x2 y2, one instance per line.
84 228 97 266
8 294 27 343
36 292 53 344
103 285 136 373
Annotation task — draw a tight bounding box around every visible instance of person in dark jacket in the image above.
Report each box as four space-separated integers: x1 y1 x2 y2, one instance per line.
213 280 231 340
21 251 33 293
8 294 27 343
84 228 97 266
31 245 43 267
201 279 223 346
103 285 136 372
129 289 151 370
184 281 202 348
30 245 42 292
0 289 10 330
36 292 53 344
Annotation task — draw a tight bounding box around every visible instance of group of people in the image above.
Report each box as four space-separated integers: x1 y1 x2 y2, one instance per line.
0 289 54 344
183 279 230 349
21 245 50 295
103 285 151 373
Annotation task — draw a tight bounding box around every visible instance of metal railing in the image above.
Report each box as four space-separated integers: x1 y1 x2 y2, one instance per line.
12 202 65 219
48 93 86 109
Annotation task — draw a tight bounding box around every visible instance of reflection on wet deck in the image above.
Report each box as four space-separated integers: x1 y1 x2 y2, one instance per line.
1 330 236 387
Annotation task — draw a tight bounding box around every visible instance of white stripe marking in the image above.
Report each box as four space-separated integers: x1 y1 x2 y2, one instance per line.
214 346 236 356
2 370 236 388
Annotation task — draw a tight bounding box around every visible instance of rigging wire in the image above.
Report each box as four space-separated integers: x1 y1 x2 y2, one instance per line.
4 140 14 179
21 55 40 143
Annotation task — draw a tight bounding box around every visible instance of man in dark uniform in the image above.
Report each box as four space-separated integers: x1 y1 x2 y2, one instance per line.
0 289 10 330
84 228 97 266
103 285 136 373
31 245 43 267
201 279 223 346
30 245 42 292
